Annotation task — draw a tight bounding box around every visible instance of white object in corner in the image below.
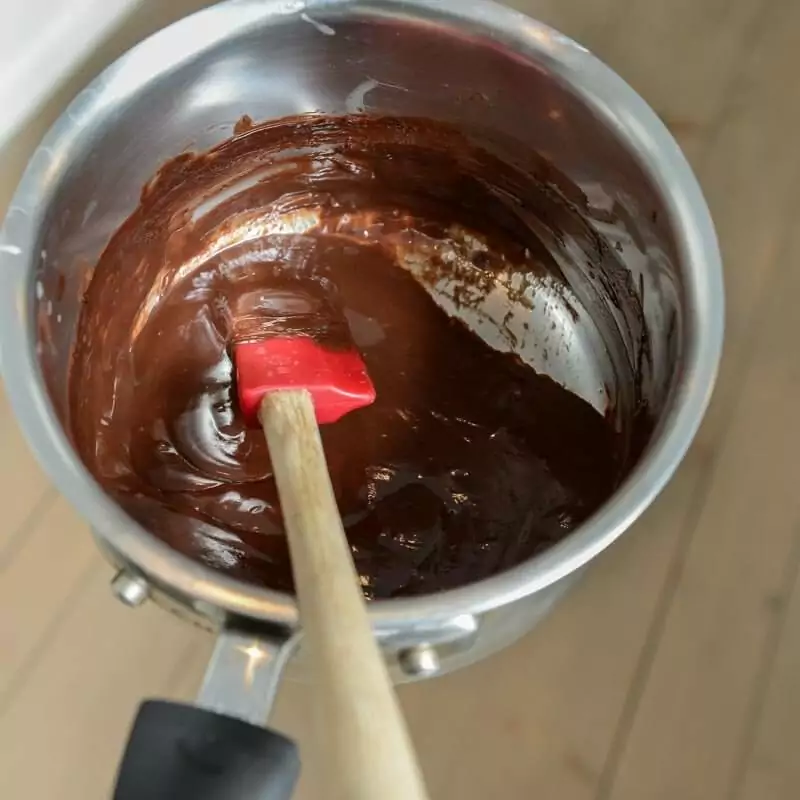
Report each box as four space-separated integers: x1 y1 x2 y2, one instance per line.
0 0 140 148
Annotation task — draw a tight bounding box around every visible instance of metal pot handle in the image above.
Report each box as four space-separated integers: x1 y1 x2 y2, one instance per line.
113 625 301 800
197 624 300 725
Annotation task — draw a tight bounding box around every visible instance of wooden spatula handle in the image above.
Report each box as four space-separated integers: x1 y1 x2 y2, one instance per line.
259 389 430 800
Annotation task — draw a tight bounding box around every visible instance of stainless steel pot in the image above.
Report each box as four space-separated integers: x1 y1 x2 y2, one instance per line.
0 0 722 715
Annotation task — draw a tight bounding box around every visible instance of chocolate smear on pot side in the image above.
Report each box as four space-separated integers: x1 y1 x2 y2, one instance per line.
68 115 651 598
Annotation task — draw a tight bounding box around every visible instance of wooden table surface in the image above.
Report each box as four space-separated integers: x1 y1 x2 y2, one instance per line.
2 0 799 797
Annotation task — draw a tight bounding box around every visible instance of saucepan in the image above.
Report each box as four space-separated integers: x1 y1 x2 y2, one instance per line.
0 0 723 794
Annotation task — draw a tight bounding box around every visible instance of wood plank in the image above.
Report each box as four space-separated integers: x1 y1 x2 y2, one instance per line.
598 8 800 792
154 449 710 800
0 494 98 694
176 449 711 800
737 532 800 800
0 390 53 557
689 0 800 452
2 2 796 800
411 449 712 800
0 5 724 796
602 202 800 799
720 203 800 800
0 566 206 800
602 0 773 146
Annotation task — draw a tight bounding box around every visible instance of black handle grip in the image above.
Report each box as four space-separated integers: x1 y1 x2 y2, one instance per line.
113 700 300 800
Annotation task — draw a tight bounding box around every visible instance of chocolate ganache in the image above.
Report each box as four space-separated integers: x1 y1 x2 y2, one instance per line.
68 115 649 598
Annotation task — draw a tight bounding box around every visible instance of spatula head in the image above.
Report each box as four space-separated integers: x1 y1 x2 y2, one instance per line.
235 337 376 425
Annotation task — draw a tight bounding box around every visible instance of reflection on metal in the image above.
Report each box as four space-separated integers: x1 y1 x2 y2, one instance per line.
237 641 272 686
197 627 300 726
110 570 149 607
398 644 441 678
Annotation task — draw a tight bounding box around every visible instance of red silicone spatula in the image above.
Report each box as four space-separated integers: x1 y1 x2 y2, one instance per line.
232 296 430 800
235 335 376 425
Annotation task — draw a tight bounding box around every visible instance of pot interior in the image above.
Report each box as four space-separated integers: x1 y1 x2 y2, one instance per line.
30 6 684 597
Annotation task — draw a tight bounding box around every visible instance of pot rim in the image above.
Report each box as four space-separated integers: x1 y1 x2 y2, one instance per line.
0 0 724 628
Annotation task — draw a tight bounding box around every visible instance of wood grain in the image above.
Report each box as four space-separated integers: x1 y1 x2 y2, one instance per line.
0 495 96 692
604 190 800 800
0 387 53 556
2 0 800 798
260 389 429 800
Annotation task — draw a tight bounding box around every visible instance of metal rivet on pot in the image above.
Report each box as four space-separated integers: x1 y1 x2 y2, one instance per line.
110 570 149 607
398 644 441 677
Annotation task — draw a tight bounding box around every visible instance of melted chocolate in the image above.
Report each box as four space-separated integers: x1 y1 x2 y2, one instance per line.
68 115 646 598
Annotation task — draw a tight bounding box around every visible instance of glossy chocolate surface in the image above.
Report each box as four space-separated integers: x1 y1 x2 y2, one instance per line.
69 116 648 598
